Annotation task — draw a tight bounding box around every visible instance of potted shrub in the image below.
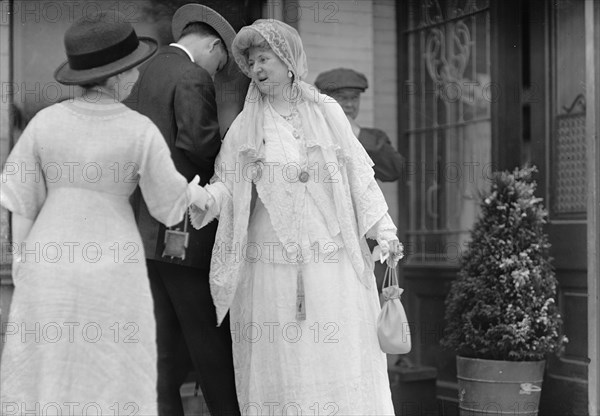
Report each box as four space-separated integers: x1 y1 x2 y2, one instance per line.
441 166 567 416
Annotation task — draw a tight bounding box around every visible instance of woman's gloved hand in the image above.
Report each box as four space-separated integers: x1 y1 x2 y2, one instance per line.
374 231 404 268
187 175 214 210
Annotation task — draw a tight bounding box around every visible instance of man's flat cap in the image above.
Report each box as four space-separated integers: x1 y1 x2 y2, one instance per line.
314 68 368 92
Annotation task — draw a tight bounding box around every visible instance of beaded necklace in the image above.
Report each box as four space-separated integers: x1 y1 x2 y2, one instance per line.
267 102 310 183
266 101 308 320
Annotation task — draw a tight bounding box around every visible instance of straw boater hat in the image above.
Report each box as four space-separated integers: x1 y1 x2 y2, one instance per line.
171 3 238 79
54 11 157 86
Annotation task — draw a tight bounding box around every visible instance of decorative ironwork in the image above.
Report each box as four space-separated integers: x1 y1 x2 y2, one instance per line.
418 0 488 28
553 111 586 216
561 93 586 114
406 1 490 263
425 20 472 89
447 0 480 19
421 0 444 26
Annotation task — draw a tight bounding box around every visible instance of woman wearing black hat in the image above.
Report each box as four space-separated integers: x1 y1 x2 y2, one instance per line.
0 12 208 414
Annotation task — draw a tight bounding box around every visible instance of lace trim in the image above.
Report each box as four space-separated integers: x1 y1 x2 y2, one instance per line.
305 181 340 237
204 95 396 325
252 22 295 73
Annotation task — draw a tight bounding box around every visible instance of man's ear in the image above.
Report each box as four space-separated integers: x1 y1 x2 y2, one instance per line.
209 38 222 52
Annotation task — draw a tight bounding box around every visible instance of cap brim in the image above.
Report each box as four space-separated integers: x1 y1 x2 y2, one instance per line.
171 4 238 80
54 37 158 85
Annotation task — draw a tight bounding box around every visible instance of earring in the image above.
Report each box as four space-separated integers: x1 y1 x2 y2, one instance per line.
288 70 293 78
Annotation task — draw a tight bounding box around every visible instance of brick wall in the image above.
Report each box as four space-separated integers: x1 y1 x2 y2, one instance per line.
295 0 399 222
297 0 374 127
373 0 397 142
1 3 10 243
373 0 399 222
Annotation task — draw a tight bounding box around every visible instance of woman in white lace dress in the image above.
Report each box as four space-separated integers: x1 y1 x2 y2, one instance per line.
190 19 402 415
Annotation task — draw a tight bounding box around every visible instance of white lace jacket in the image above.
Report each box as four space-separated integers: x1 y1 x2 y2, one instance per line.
190 93 397 326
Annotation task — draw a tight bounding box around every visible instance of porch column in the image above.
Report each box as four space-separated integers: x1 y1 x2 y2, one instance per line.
585 0 600 414
0 0 14 353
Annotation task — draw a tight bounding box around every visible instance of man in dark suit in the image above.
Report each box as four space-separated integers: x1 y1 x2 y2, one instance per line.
124 4 240 416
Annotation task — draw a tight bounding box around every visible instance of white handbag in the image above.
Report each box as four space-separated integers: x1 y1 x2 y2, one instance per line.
377 264 412 354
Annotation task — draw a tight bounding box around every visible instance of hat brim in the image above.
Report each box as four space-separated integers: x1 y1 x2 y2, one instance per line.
320 86 366 93
171 4 239 81
54 37 158 86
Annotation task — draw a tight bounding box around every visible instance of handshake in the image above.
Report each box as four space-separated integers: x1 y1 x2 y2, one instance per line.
187 176 404 268
188 175 213 210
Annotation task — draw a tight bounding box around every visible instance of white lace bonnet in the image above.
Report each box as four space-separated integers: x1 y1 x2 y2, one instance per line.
231 19 308 81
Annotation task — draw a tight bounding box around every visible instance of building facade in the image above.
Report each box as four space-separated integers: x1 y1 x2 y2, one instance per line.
396 1 599 414
0 1 598 414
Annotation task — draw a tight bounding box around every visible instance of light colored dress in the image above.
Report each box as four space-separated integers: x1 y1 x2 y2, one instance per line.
0 99 190 415
193 97 396 415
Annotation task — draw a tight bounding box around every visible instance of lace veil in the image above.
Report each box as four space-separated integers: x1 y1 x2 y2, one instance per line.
197 20 391 326
230 19 324 160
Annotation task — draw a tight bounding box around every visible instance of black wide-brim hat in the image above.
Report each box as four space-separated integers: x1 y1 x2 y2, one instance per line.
171 4 238 80
54 11 158 85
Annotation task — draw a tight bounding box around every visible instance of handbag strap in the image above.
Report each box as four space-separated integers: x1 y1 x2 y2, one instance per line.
168 210 188 232
382 264 399 289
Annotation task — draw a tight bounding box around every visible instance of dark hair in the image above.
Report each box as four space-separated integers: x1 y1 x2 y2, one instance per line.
80 79 109 89
179 22 228 54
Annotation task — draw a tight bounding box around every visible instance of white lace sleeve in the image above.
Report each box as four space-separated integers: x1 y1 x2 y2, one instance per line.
366 212 397 242
189 181 229 229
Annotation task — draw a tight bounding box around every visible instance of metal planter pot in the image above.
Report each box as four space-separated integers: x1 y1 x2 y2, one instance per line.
457 356 546 416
